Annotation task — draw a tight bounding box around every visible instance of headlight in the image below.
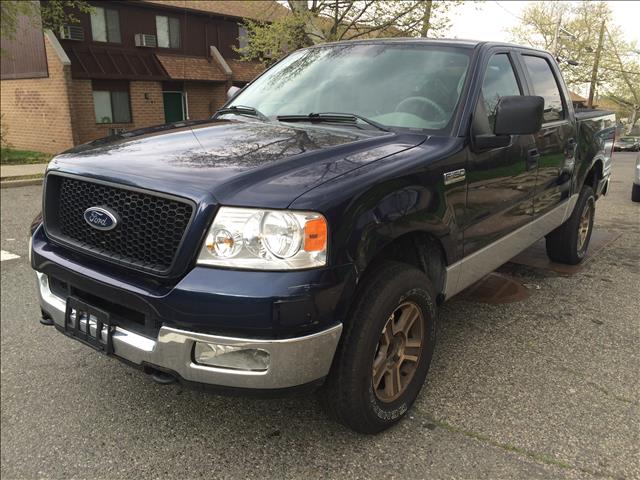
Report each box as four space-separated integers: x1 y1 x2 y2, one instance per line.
197 207 327 270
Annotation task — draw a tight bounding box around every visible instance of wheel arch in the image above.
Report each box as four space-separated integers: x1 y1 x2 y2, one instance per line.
584 158 604 191
355 230 450 302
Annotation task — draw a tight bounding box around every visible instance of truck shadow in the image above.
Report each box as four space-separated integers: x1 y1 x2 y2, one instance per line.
88 290 534 440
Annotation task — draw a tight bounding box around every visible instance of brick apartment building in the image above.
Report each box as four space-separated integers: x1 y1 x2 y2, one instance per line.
0 0 286 154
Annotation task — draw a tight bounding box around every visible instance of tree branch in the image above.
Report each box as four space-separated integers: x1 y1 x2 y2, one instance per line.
342 2 422 40
605 26 639 104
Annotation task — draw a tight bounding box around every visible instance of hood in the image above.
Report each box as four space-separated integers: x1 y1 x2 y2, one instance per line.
50 119 426 208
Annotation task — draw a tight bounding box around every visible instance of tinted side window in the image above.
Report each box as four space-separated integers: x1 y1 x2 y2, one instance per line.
481 54 521 129
523 55 564 122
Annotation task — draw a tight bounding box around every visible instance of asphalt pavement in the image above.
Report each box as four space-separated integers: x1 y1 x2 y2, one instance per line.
1 153 639 479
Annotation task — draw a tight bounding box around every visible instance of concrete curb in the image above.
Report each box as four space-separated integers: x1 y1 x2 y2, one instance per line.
0 163 49 177
1 178 44 189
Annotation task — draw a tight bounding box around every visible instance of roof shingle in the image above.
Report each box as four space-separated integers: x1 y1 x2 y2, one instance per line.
227 59 264 82
569 91 588 103
156 54 264 83
156 54 227 81
141 1 289 22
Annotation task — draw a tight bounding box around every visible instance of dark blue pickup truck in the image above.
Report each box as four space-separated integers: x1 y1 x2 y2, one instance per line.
31 39 615 433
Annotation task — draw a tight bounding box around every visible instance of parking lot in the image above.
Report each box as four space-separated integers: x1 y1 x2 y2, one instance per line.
1 152 638 479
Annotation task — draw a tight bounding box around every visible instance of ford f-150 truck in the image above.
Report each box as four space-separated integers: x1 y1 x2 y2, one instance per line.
31 39 615 433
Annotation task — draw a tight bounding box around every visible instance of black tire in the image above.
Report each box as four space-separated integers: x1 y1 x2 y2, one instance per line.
320 261 437 433
632 184 640 202
545 186 596 265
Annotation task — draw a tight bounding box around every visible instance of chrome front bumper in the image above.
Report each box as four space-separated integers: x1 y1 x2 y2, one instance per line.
36 273 342 389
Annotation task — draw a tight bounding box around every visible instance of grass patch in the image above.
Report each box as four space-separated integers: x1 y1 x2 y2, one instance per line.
426 416 623 479
428 417 573 469
0 148 52 165
0 173 44 181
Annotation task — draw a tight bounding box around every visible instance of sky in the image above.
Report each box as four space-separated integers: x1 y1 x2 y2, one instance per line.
448 1 640 45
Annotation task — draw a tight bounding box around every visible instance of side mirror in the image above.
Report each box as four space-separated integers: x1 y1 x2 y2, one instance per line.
473 134 511 150
494 95 544 135
227 86 241 100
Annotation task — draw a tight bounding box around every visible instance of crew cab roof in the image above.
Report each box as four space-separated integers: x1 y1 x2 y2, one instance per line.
308 37 552 56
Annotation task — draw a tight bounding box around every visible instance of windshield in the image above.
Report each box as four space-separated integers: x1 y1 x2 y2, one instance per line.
228 43 471 132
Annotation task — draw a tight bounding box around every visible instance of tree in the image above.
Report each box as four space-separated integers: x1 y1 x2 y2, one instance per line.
237 0 464 65
1 0 91 42
39 0 92 31
510 1 640 130
1 1 40 42
407 0 465 38
236 14 310 65
603 26 640 131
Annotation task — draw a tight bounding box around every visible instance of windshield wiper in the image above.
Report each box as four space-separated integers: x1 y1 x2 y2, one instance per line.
277 112 390 132
215 105 269 122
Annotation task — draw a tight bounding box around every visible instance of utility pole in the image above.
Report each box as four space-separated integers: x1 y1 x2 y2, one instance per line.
551 15 562 56
587 20 606 109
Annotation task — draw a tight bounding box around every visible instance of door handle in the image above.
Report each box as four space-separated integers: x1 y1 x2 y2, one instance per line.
526 148 540 170
566 138 577 156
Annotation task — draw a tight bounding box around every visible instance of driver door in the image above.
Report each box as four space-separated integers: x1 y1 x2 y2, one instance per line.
463 52 538 255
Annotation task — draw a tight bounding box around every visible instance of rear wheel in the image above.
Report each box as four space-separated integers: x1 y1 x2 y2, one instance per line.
320 261 437 433
545 186 596 265
632 184 640 202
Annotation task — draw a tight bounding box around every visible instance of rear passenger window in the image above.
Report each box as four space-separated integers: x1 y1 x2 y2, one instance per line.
481 54 521 129
523 55 564 123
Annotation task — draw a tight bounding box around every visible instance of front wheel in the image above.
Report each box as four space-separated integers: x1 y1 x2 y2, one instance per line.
545 186 596 265
320 261 437 433
632 183 640 202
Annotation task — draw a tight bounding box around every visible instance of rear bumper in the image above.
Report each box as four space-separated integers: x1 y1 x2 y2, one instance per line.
37 272 342 389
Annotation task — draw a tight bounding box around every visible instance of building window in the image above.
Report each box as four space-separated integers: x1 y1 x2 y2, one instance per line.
156 16 180 48
92 81 131 124
91 7 121 43
238 25 249 49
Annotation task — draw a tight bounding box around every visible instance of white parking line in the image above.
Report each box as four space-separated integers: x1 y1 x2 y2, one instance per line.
1 250 21 261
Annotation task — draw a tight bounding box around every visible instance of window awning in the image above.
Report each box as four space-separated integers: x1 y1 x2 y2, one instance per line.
67 46 169 80
65 46 265 84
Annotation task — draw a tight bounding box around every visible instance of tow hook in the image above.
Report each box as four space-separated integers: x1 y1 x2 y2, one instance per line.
40 310 54 326
148 368 177 385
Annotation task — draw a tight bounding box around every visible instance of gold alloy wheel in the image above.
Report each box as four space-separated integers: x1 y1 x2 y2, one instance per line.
577 199 594 252
372 301 424 403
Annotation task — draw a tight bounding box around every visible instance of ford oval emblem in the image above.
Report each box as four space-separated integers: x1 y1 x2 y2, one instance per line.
83 206 119 231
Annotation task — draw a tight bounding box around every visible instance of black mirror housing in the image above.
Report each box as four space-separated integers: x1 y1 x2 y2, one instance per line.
494 96 544 135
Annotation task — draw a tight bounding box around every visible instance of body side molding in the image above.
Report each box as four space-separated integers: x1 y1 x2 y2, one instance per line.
444 194 579 298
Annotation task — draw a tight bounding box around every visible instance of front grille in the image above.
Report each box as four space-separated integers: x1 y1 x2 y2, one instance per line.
44 174 194 274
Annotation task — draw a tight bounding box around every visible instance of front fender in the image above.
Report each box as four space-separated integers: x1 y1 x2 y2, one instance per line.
344 182 455 274
291 137 467 275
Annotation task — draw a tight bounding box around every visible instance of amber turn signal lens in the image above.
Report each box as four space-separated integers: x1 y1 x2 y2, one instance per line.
304 218 327 252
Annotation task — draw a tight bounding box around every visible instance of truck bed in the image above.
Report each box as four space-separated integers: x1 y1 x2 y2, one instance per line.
575 108 615 121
